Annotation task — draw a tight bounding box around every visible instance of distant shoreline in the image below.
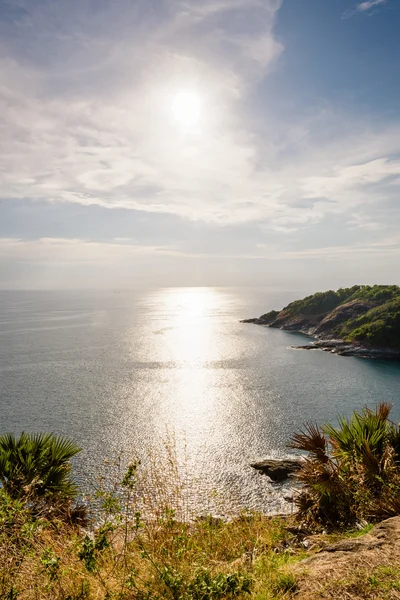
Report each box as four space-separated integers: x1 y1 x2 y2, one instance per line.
241 285 400 361
242 318 400 360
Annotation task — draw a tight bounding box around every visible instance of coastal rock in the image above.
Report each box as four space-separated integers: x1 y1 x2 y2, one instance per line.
240 317 264 324
272 313 320 332
250 458 303 481
240 310 279 325
292 339 400 359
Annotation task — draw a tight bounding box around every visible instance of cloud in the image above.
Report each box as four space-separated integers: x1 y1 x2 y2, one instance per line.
2 229 399 267
0 0 287 224
0 0 400 289
301 157 400 200
357 0 387 12
0 237 180 264
275 236 400 261
343 0 389 18
1 41 400 230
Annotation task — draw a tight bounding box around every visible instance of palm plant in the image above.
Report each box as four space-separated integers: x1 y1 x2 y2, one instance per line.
290 403 400 527
290 423 347 526
0 432 81 505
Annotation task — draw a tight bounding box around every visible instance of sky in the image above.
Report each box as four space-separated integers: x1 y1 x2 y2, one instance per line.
0 0 399 291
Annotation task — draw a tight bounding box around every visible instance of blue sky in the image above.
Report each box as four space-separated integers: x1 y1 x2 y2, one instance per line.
0 0 399 290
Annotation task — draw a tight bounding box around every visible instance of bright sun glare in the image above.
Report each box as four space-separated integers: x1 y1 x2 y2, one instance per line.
171 91 201 128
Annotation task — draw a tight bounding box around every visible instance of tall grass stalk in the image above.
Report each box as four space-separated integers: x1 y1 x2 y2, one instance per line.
0 434 298 600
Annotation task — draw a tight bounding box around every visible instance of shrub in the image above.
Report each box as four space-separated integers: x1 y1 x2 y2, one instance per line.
0 432 81 513
291 403 400 528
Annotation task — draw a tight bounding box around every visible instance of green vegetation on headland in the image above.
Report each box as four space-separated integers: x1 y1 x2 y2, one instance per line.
3 404 400 599
242 285 400 357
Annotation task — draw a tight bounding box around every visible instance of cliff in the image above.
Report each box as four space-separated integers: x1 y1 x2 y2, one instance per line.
242 285 400 358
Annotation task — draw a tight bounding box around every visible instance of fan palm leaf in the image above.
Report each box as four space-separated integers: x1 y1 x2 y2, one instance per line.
290 423 329 464
0 432 81 503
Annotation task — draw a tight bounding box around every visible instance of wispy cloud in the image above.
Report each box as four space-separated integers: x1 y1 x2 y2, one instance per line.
2 231 399 265
275 237 400 261
357 0 387 12
0 237 180 264
343 0 389 18
1 0 399 231
1 43 399 229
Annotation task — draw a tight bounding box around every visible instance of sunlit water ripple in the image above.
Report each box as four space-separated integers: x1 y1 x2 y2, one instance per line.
1 288 400 516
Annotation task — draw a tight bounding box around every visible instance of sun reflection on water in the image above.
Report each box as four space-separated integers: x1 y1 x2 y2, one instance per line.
160 288 223 363
152 288 231 440
120 287 281 515
123 287 259 459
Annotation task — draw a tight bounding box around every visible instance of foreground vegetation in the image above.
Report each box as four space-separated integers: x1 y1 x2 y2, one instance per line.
0 494 303 600
292 402 400 527
0 436 302 600
2 403 400 599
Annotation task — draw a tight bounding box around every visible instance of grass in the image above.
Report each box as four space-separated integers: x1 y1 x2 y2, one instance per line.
0 499 307 600
345 523 375 538
5 506 395 600
313 566 400 599
0 440 309 600
320 522 375 546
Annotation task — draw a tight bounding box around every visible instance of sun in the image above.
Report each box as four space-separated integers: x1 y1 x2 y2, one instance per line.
171 91 201 129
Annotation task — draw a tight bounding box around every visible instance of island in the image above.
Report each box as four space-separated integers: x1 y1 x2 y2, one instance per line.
241 285 400 359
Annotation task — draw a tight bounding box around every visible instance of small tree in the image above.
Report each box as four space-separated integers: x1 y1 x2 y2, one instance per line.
0 432 81 511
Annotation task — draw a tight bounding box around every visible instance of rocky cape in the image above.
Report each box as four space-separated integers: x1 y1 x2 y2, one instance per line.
241 285 400 360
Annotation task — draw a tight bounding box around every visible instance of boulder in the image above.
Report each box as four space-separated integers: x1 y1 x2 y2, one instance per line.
250 458 303 481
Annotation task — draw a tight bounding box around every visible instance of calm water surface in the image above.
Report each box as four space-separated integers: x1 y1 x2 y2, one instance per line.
1 288 400 514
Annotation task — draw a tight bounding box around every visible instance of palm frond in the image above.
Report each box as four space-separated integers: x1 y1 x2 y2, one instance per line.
290 423 329 463
358 439 380 477
0 431 81 505
294 458 342 495
325 403 393 462
376 402 392 423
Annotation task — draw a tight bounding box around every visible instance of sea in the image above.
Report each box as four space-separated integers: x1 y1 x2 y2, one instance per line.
1 287 400 515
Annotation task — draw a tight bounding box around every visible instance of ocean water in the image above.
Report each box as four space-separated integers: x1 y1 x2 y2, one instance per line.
1 287 400 514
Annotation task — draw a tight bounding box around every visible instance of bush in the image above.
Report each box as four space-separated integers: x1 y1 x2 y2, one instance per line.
291 403 400 528
0 432 81 514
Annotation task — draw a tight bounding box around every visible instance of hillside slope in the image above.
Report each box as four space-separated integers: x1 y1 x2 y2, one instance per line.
294 517 400 599
242 285 400 358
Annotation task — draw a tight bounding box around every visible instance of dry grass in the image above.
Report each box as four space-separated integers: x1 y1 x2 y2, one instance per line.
308 565 400 600
0 440 304 600
293 517 400 600
3 439 400 600
0 503 303 599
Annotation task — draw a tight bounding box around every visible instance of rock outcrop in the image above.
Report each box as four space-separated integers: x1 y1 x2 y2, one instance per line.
250 458 303 482
314 299 373 335
241 310 279 325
